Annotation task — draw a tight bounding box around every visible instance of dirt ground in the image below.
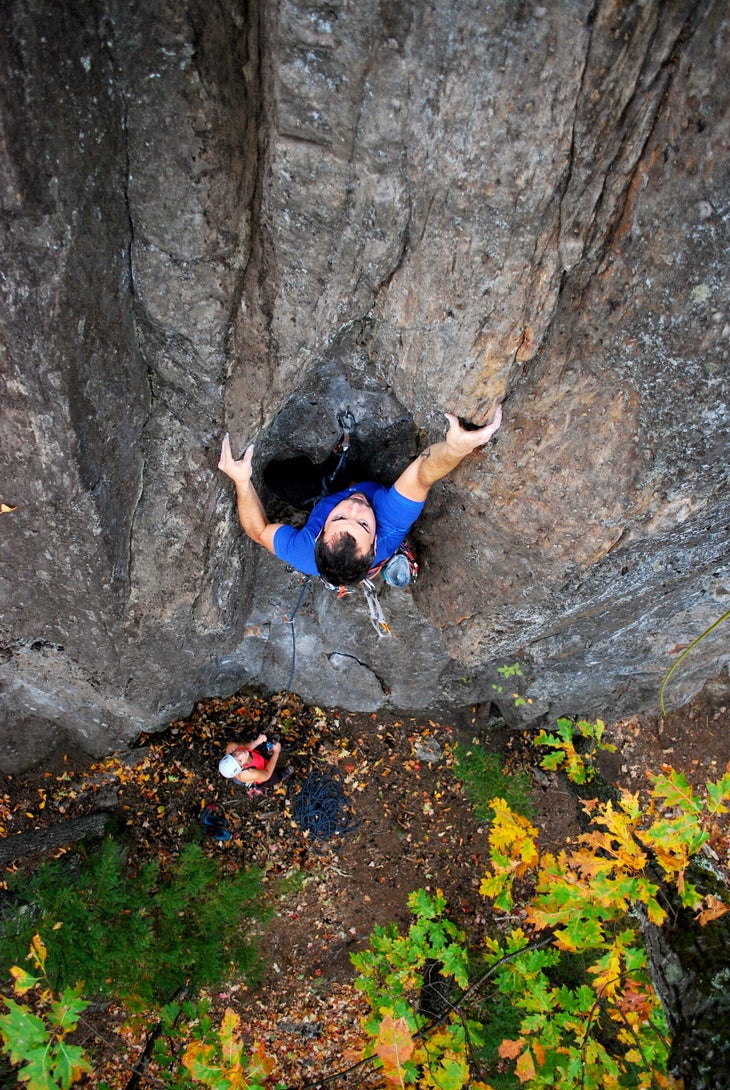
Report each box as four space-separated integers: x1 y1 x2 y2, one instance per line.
1 672 729 1087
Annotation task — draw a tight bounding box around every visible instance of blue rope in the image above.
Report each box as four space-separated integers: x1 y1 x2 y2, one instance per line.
283 576 311 693
270 576 311 724
300 408 356 505
318 445 350 499
291 769 360 842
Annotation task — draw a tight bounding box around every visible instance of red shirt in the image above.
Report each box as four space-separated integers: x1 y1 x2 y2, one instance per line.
240 748 266 771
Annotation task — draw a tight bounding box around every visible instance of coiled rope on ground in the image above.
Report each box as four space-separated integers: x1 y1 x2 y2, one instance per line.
290 769 360 842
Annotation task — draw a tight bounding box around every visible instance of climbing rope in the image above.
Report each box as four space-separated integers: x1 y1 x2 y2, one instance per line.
290 768 360 842
282 575 312 693
299 408 357 507
269 574 312 728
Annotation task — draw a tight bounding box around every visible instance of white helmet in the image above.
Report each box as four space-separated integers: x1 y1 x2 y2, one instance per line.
218 753 243 778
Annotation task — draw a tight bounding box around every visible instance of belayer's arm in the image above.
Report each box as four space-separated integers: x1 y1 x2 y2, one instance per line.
237 742 281 784
394 406 502 503
218 434 283 555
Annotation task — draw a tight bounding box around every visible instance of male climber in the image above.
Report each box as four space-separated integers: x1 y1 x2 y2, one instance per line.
218 405 502 588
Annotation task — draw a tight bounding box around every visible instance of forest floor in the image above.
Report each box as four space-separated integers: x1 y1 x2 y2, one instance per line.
1 672 729 1088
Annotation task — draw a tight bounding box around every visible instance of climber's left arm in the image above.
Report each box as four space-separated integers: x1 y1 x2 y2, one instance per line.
218 434 283 554
394 405 502 503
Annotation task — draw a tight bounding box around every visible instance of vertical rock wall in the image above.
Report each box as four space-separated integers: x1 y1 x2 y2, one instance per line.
0 0 727 770
1 0 260 765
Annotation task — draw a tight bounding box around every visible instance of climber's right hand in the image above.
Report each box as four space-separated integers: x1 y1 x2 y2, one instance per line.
218 434 254 487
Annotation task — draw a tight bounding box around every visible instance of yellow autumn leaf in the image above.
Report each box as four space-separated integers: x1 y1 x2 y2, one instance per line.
591 801 648 870
182 1040 216 1078
219 1008 242 1066
10 965 39 995
488 798 539 875
570 843 615 878
589 942 622 999
642 839 689 881
618 789 642 820
29 933 48 973
0 503 17 514
646 897 667 926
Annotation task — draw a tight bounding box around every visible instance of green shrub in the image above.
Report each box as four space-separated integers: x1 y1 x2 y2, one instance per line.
452 742 535 824
533 716 616 784
0 839 268 1005
472 989 522 1089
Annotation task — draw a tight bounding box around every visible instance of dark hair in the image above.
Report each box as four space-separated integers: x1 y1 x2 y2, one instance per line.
314 532 375 586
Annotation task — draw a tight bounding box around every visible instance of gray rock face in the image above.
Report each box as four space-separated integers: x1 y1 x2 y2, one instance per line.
1 0 728 770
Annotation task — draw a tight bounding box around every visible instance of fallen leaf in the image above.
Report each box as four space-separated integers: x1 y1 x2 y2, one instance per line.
697 894 729 925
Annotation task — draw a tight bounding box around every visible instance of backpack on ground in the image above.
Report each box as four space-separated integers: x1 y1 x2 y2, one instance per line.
198 803 232 842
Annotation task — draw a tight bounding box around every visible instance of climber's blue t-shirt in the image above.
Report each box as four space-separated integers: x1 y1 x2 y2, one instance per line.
272 482 424 577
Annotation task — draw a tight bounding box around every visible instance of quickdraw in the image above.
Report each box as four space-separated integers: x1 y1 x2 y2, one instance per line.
360 578 391 638
318 409 356 498
320 540 419 637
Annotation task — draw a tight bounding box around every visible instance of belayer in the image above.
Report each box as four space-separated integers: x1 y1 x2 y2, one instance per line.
218 406 502 590
218 735 288 792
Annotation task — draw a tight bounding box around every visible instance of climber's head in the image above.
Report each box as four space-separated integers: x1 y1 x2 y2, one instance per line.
314 492 376 585
219 748 248 778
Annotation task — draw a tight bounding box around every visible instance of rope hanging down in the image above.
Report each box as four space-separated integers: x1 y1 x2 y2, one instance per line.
298 409 357 507
269 574 312 728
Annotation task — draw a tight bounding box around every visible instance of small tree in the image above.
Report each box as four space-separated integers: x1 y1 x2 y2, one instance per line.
349 766 730 1089
0 934 92 1090
1 838 268 1004
0 945 280 1090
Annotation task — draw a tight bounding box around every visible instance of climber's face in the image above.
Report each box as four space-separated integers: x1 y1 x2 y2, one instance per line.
321 492 377 557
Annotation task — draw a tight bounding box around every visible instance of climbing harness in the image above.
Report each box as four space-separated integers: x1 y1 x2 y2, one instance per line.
320 540 419 637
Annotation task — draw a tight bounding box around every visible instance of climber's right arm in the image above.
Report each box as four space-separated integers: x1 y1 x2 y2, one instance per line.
218 434 283 554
